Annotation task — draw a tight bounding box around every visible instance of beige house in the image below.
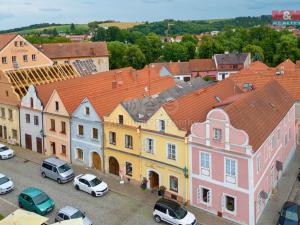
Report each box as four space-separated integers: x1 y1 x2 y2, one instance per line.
0 34 52 71
36 42 109 76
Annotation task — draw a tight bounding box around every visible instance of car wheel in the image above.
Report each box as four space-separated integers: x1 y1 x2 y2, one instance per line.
57 178 62 184
91 191 96 197
41 172 46 178
75 185 80 191
154 215 161 223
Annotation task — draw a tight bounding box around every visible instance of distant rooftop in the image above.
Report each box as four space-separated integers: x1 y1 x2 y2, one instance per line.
215 53 249 65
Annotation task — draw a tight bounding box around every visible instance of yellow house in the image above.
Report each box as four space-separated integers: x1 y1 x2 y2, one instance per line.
104 104 142 184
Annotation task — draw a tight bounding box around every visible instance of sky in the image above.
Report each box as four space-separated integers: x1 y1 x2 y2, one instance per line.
0 0 300 30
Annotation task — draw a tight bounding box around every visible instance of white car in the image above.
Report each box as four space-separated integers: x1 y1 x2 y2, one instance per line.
0 144 14 160
0 173 14 194
74 174 108 197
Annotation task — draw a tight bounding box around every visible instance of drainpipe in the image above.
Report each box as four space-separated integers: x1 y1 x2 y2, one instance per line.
18 105 21 146
69 116 72 164
102 121 105 173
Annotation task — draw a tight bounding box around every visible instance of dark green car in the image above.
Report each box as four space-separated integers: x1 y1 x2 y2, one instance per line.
18 187 55 215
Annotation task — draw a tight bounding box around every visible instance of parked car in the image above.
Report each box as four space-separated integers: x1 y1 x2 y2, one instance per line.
18 187 55 215
55 206 92 225
74 174 108 197
0 173 14 194
278 201 300 225
0 143 14 160
153 198 197 225
41 157 74 184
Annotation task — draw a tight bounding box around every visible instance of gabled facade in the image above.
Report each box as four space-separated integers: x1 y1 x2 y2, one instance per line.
43 90 71 162
20 85 44 153
189 81 296 225
71 98 103 170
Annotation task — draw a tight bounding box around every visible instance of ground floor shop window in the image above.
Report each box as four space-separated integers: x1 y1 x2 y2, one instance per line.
225 195 236 213
169 176 178 192
197 187 211 205
125 162 132 176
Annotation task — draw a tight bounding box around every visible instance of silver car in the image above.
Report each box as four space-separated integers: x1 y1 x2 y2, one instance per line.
41 157 74 184
55 206 92 225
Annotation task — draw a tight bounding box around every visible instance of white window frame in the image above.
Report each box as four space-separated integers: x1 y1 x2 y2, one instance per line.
166 143 176 161
76 148 84 161
125 161 133 177
91 127 99 140
158 120 165 132
200 151 211 177
85 106 90 116
169 174 179 193
197 186 212 206
144 138 155 154
125 135 133 149
109 131 116 145
224 157 237 185
223 193 237 215
213 128 222 141
77 124 84 136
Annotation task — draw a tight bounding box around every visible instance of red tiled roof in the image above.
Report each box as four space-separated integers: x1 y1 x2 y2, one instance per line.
35 42 108 59
189 59 216 72
163 79 243 131
224 80 294 150
276 59 296 71
249 61 269 71
36 67 176 118
296 60 300 69
150 62 190 75
0 34 17 51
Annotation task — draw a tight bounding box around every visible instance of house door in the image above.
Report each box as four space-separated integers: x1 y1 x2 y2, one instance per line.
50 142 56 155
3 126 7 139
25 134 32 150
36 137 42 154
92 152 101 170
109 157 119 176
149 171 159 189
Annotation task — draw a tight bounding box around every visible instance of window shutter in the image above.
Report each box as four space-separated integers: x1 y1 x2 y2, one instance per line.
207 190 211 205
221 195 225 210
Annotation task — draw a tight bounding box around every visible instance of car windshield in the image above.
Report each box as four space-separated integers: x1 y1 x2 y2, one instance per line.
0 177 9 185
58 164 71 173
0 146 9 152
174 205 188 219
33 193 49 205
70 210 85 219
285 210 299 221
90 177 102 187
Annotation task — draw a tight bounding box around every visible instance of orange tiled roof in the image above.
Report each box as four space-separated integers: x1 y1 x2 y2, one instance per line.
276 59 296 71
249 61 269 71
35 42 108 59
0 34 17 51
296 60 300 69
36 67 176 118
150 62 190 75
224 80 294 150
163 79 243 131
189 59 216 72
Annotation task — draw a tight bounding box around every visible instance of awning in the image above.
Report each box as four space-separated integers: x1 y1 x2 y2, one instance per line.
0 209 48 225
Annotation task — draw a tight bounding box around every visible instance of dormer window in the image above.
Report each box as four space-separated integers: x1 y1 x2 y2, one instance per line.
213 128 222 141
159 120 165 132
118 115 124 125
85 107 90 116
55 101 59 111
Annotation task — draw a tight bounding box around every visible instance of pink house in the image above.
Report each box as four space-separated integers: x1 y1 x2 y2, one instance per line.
189 80 296 225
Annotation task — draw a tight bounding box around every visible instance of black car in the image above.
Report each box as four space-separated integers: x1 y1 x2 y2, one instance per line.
278 201 300 225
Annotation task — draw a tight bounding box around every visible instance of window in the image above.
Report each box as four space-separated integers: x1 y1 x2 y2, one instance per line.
32 54 36 61
5 91 8 97
256 154 261 173
285 133 288 146
277 129 280 140
125 135 133 149
272 135 276 149
197 187 211 205
2 57 7 64
20 41 24 47
12 56 16 62
167 143 176 160
109 132 116 145
30 98 34 108
61 122 66 134
92 128 98 139
50 119 55 131
224 195 236 213
85 107 90 115
61 145 66 155
1 108 5 118
25 114 30 123
8 109 13 120
144 138 154 153
14 41 18 47
12 129 17 139
34 116 39 126
125 162 132 176
225 158 237 184
158 120 165 132
55 101 59 111
77 125 83 136
200 152 211 176
213 128 222 140
118 115 124 124
23 55 28 62
77 148 83 160
154 205 167 213
169 176 178 192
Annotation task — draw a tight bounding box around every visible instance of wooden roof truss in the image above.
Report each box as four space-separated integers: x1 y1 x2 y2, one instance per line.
5 64 78 99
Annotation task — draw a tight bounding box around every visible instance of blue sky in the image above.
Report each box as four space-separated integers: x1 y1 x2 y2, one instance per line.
0 0 300 30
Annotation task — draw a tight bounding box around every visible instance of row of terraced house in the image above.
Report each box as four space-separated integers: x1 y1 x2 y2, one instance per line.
1 33 300 225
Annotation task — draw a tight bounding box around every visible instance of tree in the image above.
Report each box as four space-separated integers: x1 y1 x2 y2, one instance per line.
136 33 162 64
274 34 300 64
88 21 99 31
197 36 224 58
181 34 198 44
162 42 188 62
242 44 264 61
92 27 107 41
70 23 76 34
124 45 146 69
106 26 122 42
183 41 196 60
108 41 128 69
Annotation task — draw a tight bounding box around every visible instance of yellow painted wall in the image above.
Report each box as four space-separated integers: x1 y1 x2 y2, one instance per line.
104 105 142 182
0 35 52 71
0 103 20 145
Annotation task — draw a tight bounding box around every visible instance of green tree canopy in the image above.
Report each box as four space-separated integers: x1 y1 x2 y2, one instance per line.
108 41 128 69
242 44 264 61
162 42 188 62
124 44 146 69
